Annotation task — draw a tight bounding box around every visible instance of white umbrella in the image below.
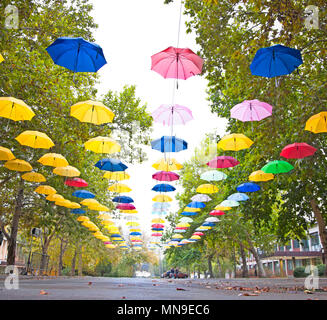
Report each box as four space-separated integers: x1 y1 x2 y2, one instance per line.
191 194 212 202
205 217 220 223
179 217 193 223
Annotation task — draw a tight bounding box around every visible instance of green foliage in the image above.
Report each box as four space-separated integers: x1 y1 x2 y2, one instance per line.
293 266 308 278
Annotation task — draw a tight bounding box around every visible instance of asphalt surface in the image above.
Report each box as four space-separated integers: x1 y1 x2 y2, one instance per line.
0 276 326 300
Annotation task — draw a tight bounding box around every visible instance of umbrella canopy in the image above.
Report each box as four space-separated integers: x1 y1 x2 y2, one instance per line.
249 170 274 182
151 136 187 153
151 104 193 126
38 153 68 167
130 232 142 236
89 204 109 211
305 111 327 133
261 160 294 174
35 185 56 195
218 133 253 151
0 97 35 121
77 216 90 222
152 171 179 182
152 223 165 228
231 99 273 122
280 143 317 159
103 171 130 181
46 37 107 73
191 194 212 202
72 190 95 199
220 200 239 207
205 217 220 222
200 170 227 181
153 202 170 209
22 172 46 183
237 182 261 193
183 207 201 212
152 233 163 237
4 159 32 172
116 203 136 210
65 178 88 187
53 165 80 177
80 199 99 206
151 46 203 80
84 136 121 154
46 194 64 202
207 156 239 168
250 44 303 78
193 232 204 236
187 201 206 209
121 210 138 214
0 146 15 161
151 218 165 223
112 196 134 203
202 222 216 227
152 195 173 202
227 193 249 202
70 209 86 214
190 235 201 240
180 211 198 216
152 183 176 192
15 131 54 149
108 183 132 193
95 158 128 172
196 184 218 194
179 217 193 223
152 158 183 171
214 205 232 211
210 210 226 216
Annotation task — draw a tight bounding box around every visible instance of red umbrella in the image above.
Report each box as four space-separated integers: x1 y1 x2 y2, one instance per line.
210 210 225 216
116 203 136 210
152 233 162 237
152 171 180 182
131 240 142 243
175 227 188 230
207 156 240 168
152 223 164 228
193 232 204 236
280 142 317 159
151 46 203 80
65 178 88 187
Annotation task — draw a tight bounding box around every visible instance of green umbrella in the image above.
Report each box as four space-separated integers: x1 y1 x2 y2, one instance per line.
261 160 294 174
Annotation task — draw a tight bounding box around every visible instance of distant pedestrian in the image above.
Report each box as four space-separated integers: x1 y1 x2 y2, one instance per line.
174 267 179 279
170 267 175 278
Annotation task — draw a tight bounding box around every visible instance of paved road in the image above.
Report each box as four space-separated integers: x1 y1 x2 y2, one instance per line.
0 276 326 300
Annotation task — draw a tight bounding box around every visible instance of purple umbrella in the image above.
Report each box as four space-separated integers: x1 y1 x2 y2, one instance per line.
152 104 193 126
230 99 273 122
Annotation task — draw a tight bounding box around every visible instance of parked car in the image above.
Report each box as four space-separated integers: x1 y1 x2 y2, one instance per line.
161 270 188 278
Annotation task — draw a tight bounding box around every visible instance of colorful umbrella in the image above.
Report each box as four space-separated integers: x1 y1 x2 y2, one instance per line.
46 194 64 202
84 136 121 154
305 111 327 133
152 195 172 202
250 44 303 78
181 211 198 216
0 146 15 161
95 158 127 172
72 190 95 199
179 217 193 223
191 194 212 202
103 171 130 181
214 205 232 211
261 160 294 174
200 170 227 181
187 201 206 209
237 182 261 193
205 217 220 222
35 185 56 195
151 136 187 153
116 203 136 210
22 172 46 183
80 199 99 206
220 200 239 207
230 99 273 122
71 209 86 214
152 183 176 192
112 196 134 203
207 156 239 168
38 153 68 167
152 171 179 182
227 193 249 202
193 232 204 236
65 178 88 187
151 46 203 80
218 133 253 151
53 165 80 177
183 207 201 212
4 159 32 172
0 97 35 121
280 143 317 159
153 202 170 209
249 170 274 182
196 184 218 194
151 104 193 126
108 183 131 193
152 158 183 171
15 131 54 149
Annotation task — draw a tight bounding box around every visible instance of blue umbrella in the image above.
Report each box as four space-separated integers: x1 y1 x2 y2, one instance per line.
130 232 142 236
227 193 249 202
152 228 164 231
112 196 134 203
152 211 166 215
46 37 107 73
151 136 188 153
250 44 303 78
186 201 206 209
70 209 86 214
152 183 176 192
111 234 122 238
95 158 128 172
180 211 198 216
153 202 170 209
72 190 95 199
202 222 216 227
237 182 261 193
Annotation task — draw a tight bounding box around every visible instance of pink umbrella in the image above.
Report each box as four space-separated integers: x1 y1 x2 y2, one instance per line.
280 143 317 159
151 104 193 126
152 171 180 182
207 156 240 168
231 99 273 122
151 46 203 80
152 233 162 237
65 178 88 187
193 232 204 236
116 203 136 210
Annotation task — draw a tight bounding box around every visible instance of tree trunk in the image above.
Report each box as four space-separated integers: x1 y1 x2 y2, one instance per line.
58 238 68 276
310 199 327 276
250 248 265 277
197 269 201 279
216 256 222 278
207 255 213 278
71 245 79 276
78 246 83 276
40 240 50 275
239 243 249 278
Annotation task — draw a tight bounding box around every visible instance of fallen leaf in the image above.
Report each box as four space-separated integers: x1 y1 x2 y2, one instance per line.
176 288 186 291
304 290 314 294
240 293 259 296
121 296 126 299
206 286 211 289
88 282 92 286
118 284 124 287
40 290 48 295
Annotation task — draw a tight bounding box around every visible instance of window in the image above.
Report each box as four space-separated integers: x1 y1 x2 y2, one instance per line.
285 242 291 251
310 232 321 251
287 260 293 270
293 240 300 249
301 239 310 251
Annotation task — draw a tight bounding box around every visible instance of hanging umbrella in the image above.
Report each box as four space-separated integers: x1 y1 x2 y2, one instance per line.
237 182 261 193
153 202 170 209
152 195 172 202
151 136 187 153
207 156 240 168
46 194 64 202
130 232 142 236
151 46 203 80
71 209 86 214
261 160 294 174
218 134 253 151
22 172 46 183
249 170 274 182
230 99 273 122
77 216 90 222
179 217 193 223
0 146 15 161
193 232 204 236
103 171 130 181
186 201 206 209
191 194 212 202
214 205 232 211
176 223 190 228
95 158 128 172
280 143 317 159
151 218 165 223
69 202 81 209
202 222 216 227
183 207 201 212
152 171 179 182
38 153 69 167
53 165 80 177
151 104 193 126
80 199 99 206
200 170 227 181
152 233 163 237
15 131 54 149
72 190 95 199
190 235 201 240
121 209 138 214
305 111 327 133
152 223 164 229
220 200 239 207
172 234 183 239
89 204 109 211
250 44 303 78
227 193 249 202
180 211 198 216
152 158 183 171
205 217 220 222
108 183 131 193
112 196 134 203
65 178 88 187
46 37 107 73
4 159 32 172
0 97 35 121
152 183 176 192
196 184 218 194
35 185 56 195
117 203 136 210
84 136 121 154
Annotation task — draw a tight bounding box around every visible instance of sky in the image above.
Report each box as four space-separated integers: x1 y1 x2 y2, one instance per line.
90 0 227 240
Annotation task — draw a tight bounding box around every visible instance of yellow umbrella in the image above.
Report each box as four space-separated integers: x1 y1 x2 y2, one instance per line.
38 153 68 167
152 158 183 171
126 222 140 226
80 199 99 206
98 214 112 220
196 184 218 194
101 236 110 242
77 216 90 222
55 200 72 208
0 97 35 121
249 170 274 182
4 159 32 172
105 244 115 249
152 194 172 202
151 218 165 223
129 228 141 232
70 100 115 125
108 183 132 193
103 171 130 181
305 111 327 133
84 136 121 154
108 227 120 234
89 204 110 212
15 130 54 149
101 220 115 226
120 209 138 214
53 165 80 177
0 54 4 63
200 226 212 230
218 133 253 151
22 172 46 183
69 202 81 209
191 235 201 240
35 185 56 195
172 234 183 239
183 207 200 212
176 223 190 228
46 194 64 202
0 146 15 161
93 231 104 237
214 205 232 211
